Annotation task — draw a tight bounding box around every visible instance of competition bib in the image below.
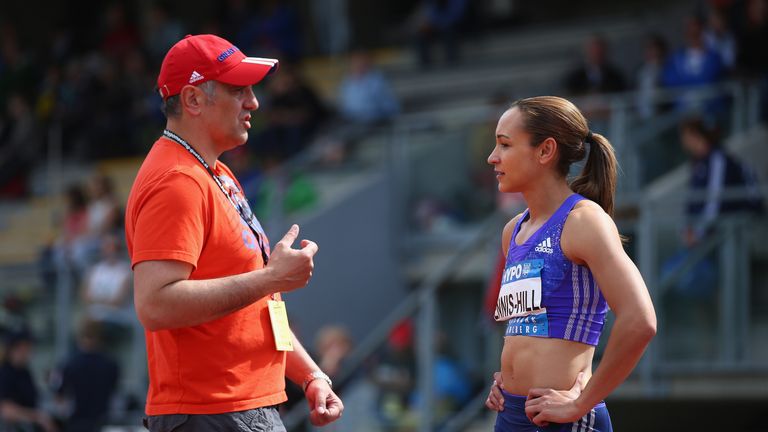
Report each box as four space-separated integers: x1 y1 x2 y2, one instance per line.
494 259 549 337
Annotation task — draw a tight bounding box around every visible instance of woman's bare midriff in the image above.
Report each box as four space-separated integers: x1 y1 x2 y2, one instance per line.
501 336 594 396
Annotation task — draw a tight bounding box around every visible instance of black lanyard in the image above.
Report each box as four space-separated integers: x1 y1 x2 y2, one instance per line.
162 129 270 265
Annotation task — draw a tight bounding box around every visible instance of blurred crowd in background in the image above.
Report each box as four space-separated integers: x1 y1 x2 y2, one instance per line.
0 0 766 430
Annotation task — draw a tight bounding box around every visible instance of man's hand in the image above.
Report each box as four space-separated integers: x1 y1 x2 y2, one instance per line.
524 372 588 426
266 224 319 293
304 379 343 426
485 371 505 412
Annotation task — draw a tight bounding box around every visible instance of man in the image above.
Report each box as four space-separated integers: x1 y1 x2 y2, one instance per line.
563 34 626 96
54 320 119 432
0 329 58 432
125 34 343 431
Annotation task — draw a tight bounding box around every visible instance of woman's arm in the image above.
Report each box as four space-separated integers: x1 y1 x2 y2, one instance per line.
525 202 656 425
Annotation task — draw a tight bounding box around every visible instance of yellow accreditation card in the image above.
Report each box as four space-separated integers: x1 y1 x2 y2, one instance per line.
267 300 294 351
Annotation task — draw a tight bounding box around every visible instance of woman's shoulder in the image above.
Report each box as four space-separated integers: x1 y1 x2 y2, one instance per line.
563 199 620 261
568 199 613 230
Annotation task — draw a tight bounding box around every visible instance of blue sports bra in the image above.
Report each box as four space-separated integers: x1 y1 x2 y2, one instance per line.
494 194 609 346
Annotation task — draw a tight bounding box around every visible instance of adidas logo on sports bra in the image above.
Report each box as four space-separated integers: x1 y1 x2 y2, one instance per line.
534 237 554 254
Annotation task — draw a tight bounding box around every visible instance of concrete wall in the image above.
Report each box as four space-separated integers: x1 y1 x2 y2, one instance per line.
280 173 408 346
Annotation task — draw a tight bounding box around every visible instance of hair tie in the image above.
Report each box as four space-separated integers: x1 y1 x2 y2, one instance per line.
585 131 594 143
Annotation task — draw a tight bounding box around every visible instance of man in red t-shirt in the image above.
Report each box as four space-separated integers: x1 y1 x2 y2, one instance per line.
125 34 343 431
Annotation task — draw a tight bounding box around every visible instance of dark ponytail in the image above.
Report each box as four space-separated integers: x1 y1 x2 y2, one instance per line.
570 132 618 216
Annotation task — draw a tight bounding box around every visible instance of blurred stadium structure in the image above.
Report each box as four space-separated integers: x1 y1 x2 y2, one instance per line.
0 0 767 431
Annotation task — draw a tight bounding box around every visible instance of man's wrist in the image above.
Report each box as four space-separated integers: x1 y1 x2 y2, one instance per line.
302 370 332 392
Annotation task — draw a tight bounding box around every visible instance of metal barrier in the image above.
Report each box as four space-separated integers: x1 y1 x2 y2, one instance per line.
281 210 507 431
637 187 768 392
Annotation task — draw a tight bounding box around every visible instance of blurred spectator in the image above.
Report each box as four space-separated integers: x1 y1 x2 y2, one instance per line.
371 321 472 429
563 34 627 96
315 326 353 382
662 15 725 88
408 333 472 427
734 0 768 122
36 65 63 123
310 326 385 432
48 27 74 66
61 184 88 238
309 50 401 165
0 329 58 432
253 166 319 221
238 0 302 61
371 319 416 428
84 174 121 239
680 118 764 245
57 59 91 159
338 51 400 126
220 0 255 47
85 58 136 158
80 234 133 337
122 48 165 145
60 173 123 275
413 197 464 233
658 117 764 323
53 320 119 432
0 26 38 108
259 64 328 161
562 34 626 122
54 184 90 276
142 2 185 64
99 2 140 61
310 0 350 56
413 0 468 67
636 34 670 119
735 0 768 77
38 183 89 291
704 8 737 70
0 93 42 198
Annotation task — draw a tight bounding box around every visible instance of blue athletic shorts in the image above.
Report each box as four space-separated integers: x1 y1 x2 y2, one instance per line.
494 390 612 432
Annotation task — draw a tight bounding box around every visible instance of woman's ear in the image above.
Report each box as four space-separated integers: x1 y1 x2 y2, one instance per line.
538 137 558 165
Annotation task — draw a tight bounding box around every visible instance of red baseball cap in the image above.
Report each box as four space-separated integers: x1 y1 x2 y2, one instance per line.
157 34 279 99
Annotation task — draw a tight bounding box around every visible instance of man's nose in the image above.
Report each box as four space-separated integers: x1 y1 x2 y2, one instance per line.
245 87 258 110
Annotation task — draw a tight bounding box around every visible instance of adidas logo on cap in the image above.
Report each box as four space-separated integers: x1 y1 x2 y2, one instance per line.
534 237 554 254
189 71 205 83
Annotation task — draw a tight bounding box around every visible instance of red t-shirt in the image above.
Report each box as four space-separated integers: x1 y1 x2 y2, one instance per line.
125 137 286 415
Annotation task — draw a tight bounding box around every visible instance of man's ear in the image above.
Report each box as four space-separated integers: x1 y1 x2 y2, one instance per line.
179 85 204 116
538 137 558 165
